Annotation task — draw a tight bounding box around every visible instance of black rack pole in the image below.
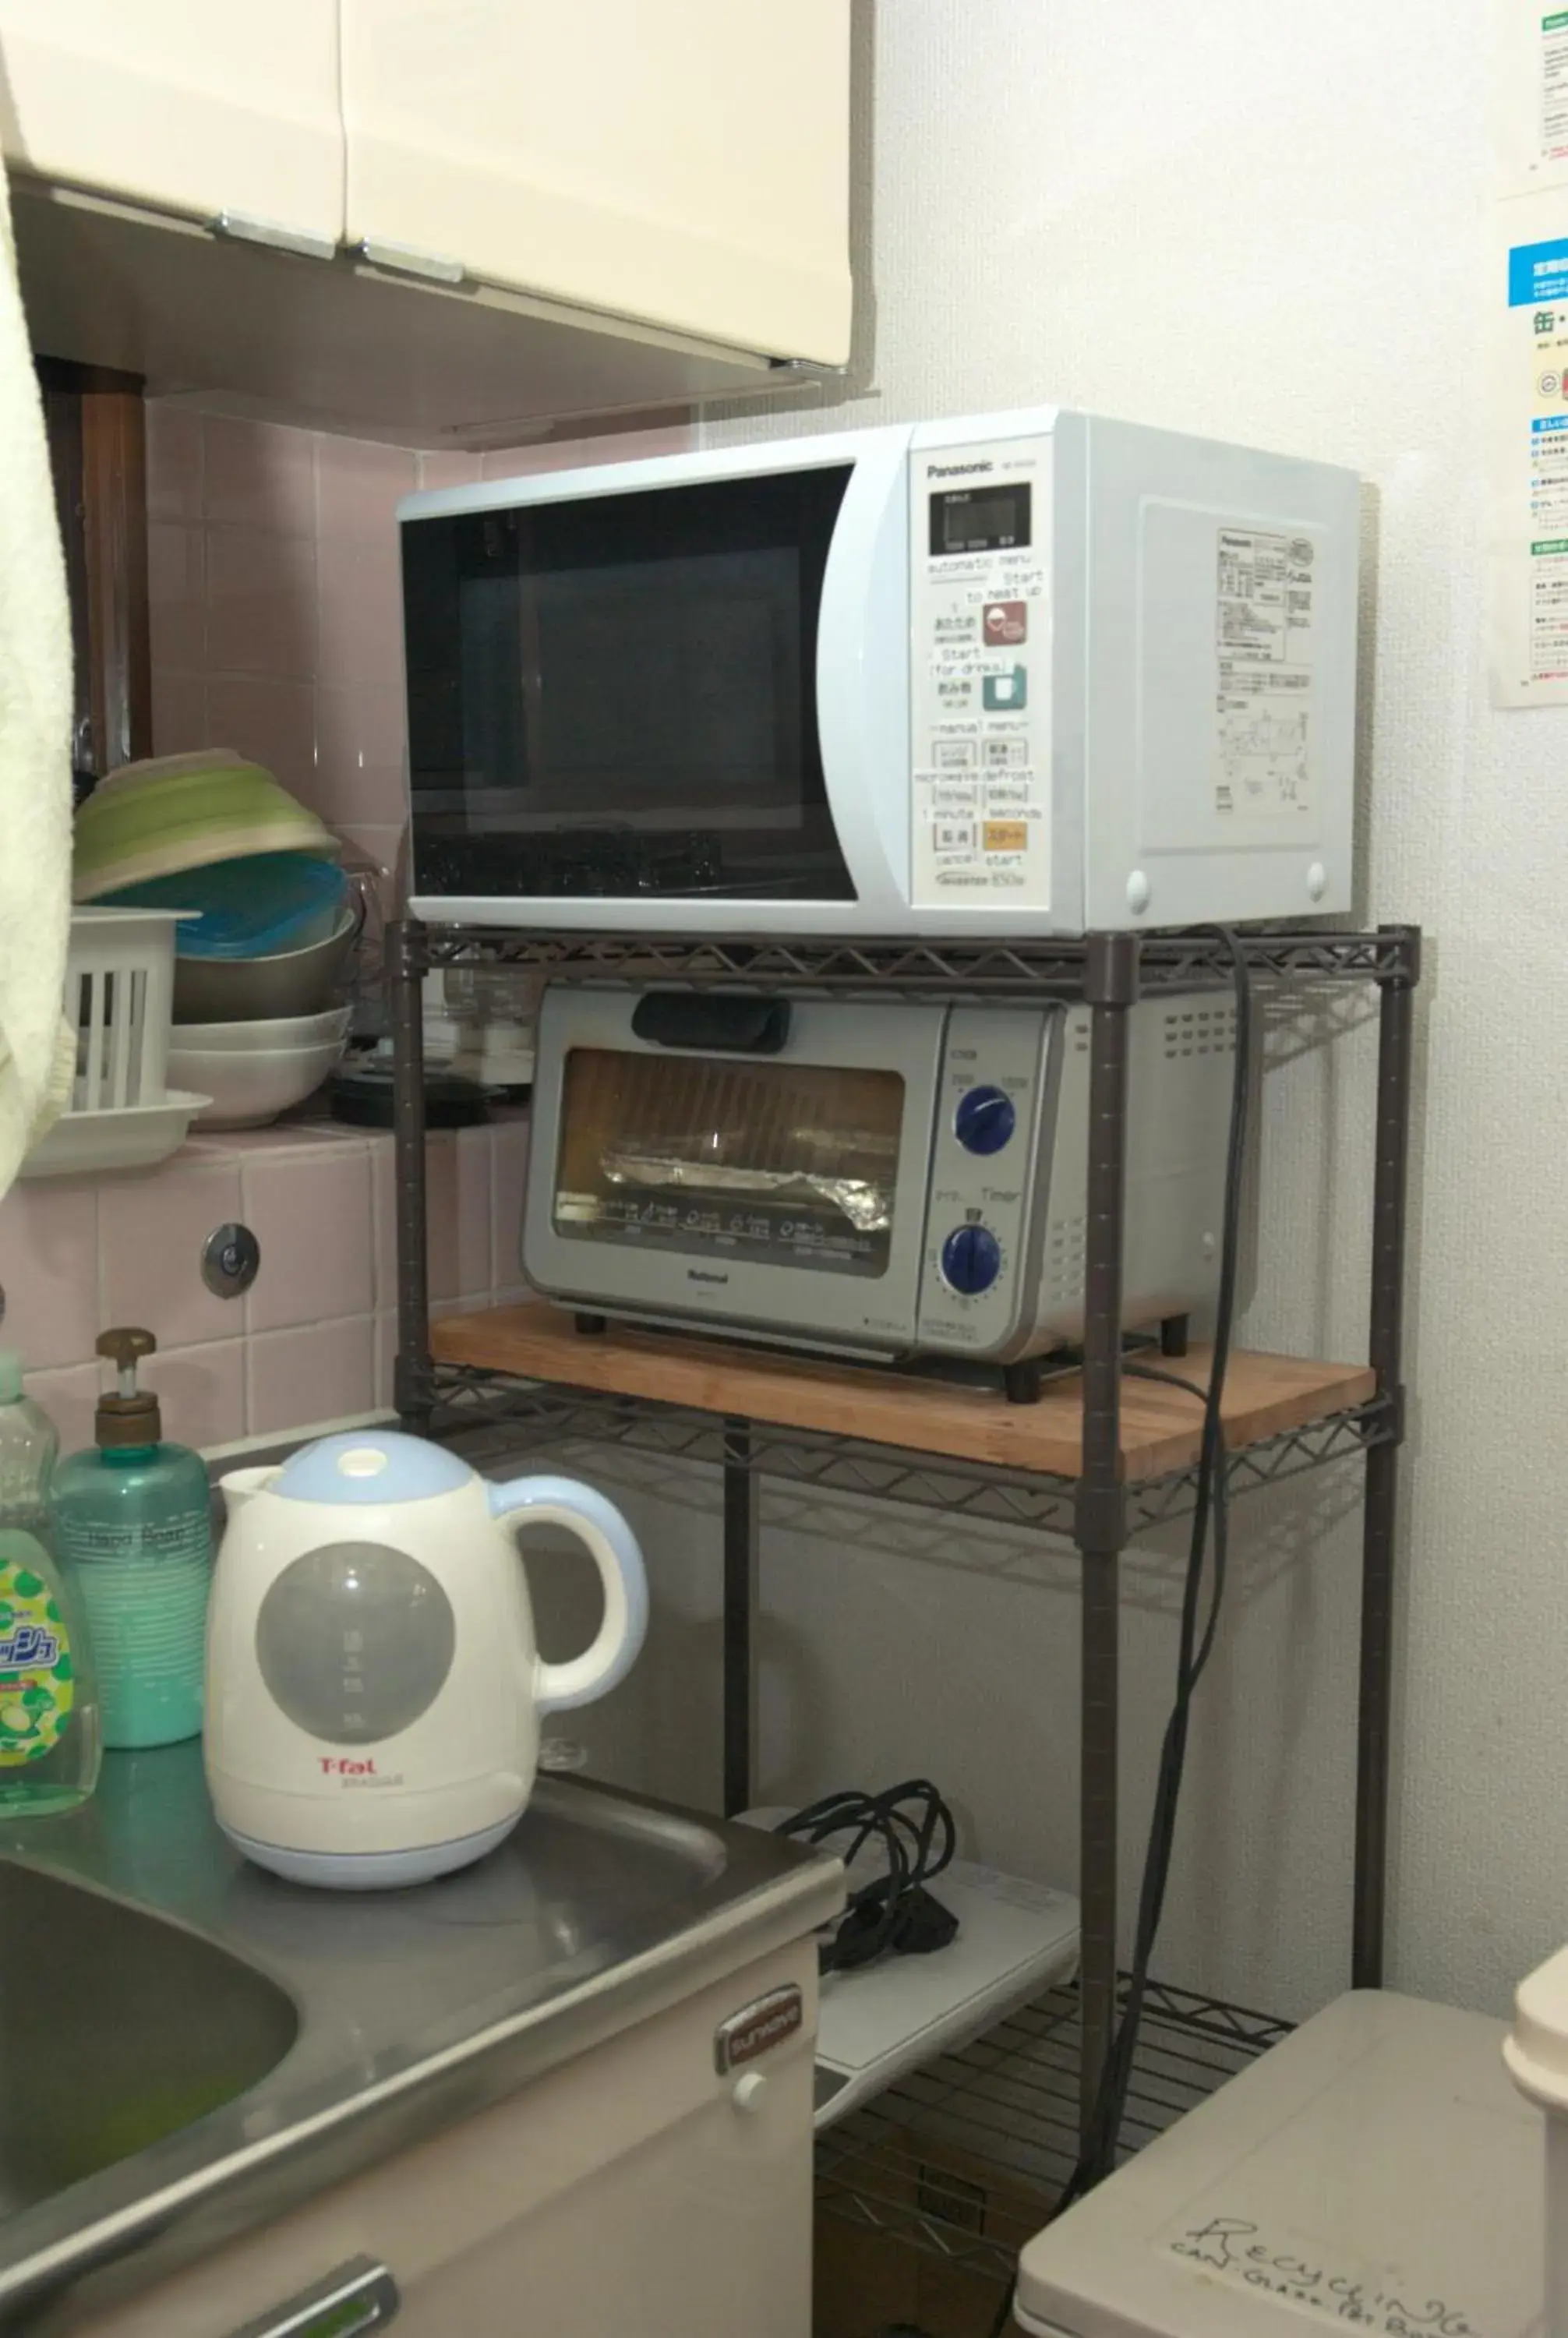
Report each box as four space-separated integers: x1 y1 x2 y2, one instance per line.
723 1419 758 1816
1352 927 1418 1987
390 919 433 1435
1075 934 1140 2138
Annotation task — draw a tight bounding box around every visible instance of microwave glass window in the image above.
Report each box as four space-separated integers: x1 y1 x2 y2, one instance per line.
553 1049 904 1277
928 482 1032 557
403 466 856 903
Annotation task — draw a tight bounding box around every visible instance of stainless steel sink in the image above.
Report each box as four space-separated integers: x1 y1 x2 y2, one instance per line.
0 1750 841 2329
0 1859 298 2219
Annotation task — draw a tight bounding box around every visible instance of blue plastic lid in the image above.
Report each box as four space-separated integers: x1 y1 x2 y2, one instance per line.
270 1430 474 1506
106 853 348 959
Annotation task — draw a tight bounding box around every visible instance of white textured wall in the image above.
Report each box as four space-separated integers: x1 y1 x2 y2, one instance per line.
542 0 1568 2022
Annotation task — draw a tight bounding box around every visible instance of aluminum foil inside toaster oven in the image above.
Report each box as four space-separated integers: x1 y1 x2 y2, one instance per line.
600 1150 892 1233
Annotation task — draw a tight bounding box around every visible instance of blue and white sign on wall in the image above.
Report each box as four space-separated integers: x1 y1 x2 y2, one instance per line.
1491 200 1568 705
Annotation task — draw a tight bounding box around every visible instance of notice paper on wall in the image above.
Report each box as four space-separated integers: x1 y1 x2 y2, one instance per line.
1496 2 1568 191
1488 192 1568 704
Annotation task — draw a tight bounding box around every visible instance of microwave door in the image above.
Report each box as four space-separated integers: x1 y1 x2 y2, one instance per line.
523 991 945 1358
811 423 915 928
403 466 861 911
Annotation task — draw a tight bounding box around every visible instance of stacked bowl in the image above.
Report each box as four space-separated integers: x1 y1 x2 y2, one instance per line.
75 753 359 1129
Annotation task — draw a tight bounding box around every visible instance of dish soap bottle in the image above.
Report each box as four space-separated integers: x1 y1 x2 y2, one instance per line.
51 1328 211 1749
0 1348 101 1812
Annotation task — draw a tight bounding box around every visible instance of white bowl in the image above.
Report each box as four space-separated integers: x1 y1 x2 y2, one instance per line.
168 1038 346 1130
171 1005 353 1054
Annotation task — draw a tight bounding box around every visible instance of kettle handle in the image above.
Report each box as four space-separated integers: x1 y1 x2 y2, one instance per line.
486 1474 648 1715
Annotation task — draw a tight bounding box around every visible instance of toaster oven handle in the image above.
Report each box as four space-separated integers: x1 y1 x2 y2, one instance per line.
630 992 791 1054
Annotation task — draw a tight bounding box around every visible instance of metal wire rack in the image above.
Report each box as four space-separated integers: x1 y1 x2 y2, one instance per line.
814 1976 1292 2280
422 923 1418 998
429 1362 1396 1538
393 916 1418 2179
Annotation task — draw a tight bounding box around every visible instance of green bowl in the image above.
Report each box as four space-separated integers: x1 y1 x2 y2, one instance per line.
75 753 337 902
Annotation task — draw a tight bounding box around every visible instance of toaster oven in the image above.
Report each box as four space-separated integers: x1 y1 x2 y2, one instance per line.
522 986 1237 1381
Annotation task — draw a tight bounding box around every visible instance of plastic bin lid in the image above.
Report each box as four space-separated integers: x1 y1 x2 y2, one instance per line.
1506 1941 1568 2110
1014 1991 1542 2338
105 853 349 959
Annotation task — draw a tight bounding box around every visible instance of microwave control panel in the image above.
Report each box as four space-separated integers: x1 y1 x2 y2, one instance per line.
915 1004 1054 1354
909 431 1053 914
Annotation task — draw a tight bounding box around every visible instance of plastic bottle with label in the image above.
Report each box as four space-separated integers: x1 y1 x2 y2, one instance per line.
51 1329 211 1749
0 1349 101 1813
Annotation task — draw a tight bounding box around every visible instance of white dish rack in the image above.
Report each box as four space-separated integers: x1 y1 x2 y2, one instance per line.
20 909 210 1179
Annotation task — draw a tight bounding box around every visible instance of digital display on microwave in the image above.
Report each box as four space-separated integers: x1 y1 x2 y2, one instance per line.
928 482 1032 557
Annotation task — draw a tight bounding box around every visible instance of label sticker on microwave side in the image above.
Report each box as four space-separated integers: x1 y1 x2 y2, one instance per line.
910 436 1052 907
1214 527 1315 818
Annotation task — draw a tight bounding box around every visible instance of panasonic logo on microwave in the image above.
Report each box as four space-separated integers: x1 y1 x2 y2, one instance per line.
687 1268 731 1285
927 460 994 477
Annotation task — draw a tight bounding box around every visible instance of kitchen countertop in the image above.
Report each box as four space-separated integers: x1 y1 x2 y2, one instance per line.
0 1744 843 2329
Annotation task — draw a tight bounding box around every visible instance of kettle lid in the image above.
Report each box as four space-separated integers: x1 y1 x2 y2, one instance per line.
270 1429 473 1506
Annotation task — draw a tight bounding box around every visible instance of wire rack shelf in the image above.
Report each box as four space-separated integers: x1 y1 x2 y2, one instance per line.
429 1361 1396 1538
414 924 1419 999
814 1976 1292 2280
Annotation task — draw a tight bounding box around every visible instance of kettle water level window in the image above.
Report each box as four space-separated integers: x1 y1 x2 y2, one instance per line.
553 1051 905 1276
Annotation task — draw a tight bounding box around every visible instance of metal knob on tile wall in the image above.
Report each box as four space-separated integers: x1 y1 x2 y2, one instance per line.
203 1223 261 1300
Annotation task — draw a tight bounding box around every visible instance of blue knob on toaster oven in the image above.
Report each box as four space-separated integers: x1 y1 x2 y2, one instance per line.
953 1085 1016 1155
940 1224 1002 1295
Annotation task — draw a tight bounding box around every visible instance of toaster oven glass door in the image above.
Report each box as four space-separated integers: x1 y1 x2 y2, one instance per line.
402 465 855 906
553 1048 905 1277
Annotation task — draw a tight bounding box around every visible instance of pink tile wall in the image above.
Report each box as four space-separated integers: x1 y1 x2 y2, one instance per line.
0 1117 527 1456
145 408 697 920
0 403 690 1457
145 410 414 917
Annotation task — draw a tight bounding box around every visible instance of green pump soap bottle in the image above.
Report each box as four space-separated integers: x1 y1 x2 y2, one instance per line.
51 1328 213 1750
0 1347 101 1813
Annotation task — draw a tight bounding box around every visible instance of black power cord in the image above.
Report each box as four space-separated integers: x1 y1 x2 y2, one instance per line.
986 927 1254 2338
774 1781 958 1972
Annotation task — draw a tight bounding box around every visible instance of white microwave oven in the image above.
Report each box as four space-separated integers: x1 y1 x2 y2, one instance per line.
398 408 1359 937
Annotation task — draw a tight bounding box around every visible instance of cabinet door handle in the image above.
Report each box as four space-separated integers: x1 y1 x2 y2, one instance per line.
355 236 466 286
224 2256 400 2338
211 211 339 263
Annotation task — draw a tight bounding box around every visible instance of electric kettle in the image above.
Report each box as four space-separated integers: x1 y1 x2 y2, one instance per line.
204 1430 648 1888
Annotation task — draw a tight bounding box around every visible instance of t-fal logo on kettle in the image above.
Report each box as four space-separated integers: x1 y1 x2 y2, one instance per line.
317 1755 404 1787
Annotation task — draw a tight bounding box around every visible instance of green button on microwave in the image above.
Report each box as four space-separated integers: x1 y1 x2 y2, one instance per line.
982 666 1027 712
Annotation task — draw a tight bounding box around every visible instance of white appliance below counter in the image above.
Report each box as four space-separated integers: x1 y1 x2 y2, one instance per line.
742 1806 1080 2130
1014 1989 1544 2338
0 1753 845 2337
56 1943 825 2338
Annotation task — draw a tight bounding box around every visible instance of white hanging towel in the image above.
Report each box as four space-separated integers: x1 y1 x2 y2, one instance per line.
0 161 73 1200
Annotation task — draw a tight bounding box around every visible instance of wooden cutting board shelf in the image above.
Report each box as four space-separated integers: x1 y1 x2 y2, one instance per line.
431 1298 1376 1485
